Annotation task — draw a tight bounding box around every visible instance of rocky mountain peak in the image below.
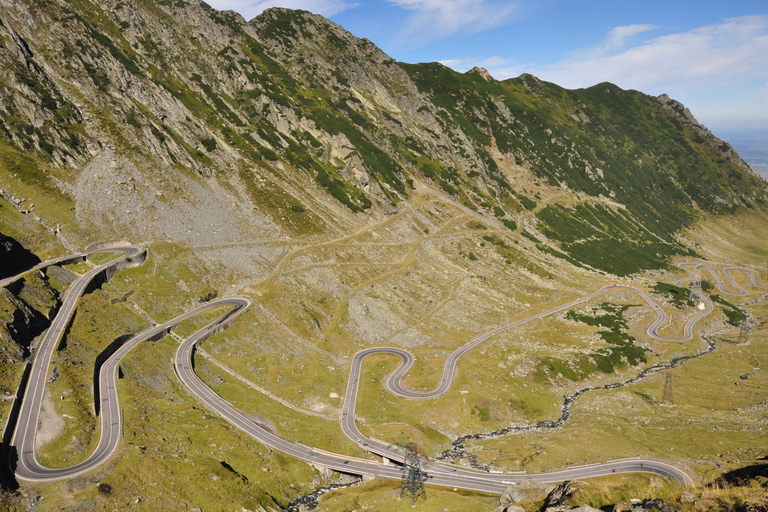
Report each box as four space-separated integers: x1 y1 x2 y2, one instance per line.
0 0 766 276
468 66 493 81
657 93 755 173
657 93 700 125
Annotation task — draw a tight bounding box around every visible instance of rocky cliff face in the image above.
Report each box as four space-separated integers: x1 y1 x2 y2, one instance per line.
0 232 40 278
0 233 59 407
2 4 768 510
0 0 766 276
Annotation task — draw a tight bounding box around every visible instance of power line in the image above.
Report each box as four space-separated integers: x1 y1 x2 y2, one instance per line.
738 316 749 344
689 266 704 304
395 442 428 504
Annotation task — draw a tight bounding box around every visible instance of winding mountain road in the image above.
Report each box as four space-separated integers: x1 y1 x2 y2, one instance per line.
6 242 764 492
677 263 766 296
6 243 146 481
338 283 716 487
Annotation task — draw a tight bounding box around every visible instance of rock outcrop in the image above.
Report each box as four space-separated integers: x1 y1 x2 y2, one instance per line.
0 232 40 279
0 0 765 277
657 93 756 173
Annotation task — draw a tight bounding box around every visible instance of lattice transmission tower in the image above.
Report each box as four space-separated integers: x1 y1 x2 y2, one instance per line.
689 267 704 304
396 442 428 504
738 316 749 344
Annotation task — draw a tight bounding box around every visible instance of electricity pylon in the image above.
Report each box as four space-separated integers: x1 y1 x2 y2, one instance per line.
738 317 749 344
689 267 704 304
395 442 428 504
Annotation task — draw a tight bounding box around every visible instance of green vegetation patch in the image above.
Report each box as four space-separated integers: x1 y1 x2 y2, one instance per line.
400 62 767 273
471 405 491 421
537 303 647 381
537 203 695 275
307 108 406 197
709 294 747 327
653 282 745 326
652 282 695 309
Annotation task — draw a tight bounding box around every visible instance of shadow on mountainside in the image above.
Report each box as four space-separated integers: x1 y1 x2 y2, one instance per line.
93 333 134 416
0 233 40 280
716 462 768 486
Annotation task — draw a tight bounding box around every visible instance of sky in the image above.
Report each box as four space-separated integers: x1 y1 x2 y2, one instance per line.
205 0 768 139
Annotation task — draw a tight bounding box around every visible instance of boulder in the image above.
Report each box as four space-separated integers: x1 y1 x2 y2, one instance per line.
680 492 697 503
496 480 550 509
543 481 576 508
498 485 526 506
544 506 573 512
644 498 663 510
572 505 602 512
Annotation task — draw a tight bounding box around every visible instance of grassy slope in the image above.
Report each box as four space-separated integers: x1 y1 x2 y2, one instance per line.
2 171 766 512
399 65 767 275
0 3 767 510
3 2 767 277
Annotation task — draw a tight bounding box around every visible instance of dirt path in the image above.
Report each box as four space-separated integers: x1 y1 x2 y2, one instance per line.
35 388 64 450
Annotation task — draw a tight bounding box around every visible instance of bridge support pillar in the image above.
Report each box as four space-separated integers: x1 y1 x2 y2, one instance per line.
362 474 375 483
312 465 333 479
382 456 391 466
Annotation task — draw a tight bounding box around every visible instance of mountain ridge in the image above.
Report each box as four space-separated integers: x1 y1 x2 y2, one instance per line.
0 2 764 250
2 2 768 511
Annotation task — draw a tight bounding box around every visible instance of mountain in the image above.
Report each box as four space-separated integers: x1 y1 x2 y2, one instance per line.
715 126 768 181
0 0 765 276
2 1 768 511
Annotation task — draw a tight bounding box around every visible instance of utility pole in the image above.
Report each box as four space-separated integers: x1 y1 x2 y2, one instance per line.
661 373 674 405
738 317 749 344
689 266 704 305
397 442 428 504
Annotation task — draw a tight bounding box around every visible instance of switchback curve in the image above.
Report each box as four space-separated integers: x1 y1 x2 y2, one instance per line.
6 247 763 491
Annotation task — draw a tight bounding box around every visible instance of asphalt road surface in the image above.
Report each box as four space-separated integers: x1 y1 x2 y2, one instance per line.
7 244 145 481
9 243 763 490
676 263 766 296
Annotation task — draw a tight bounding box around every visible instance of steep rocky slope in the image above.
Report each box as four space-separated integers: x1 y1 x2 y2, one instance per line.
0 0 765 276
1 1 768 511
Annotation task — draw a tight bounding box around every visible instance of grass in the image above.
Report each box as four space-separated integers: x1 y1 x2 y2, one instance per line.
536 202 694 276
194 350 368 458
1 161 767 512
106 241 241 324
559 303 648 376
27 300 321 511
460 291 768 479
564 474 685 509
38 287 150 467
709 294 747 327
0 142 92 247
316 461 763 511
313 478 498 512
555 472 768 512
652 282 694 309
0 193 63 259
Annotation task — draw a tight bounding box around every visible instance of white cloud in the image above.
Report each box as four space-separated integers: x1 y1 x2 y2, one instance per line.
439 55 525 79
204 0 356 20
439 55 512 69
387 0 519 43
534 15 768 92
520 15 768 128
438 16 768 126
599 24 656 54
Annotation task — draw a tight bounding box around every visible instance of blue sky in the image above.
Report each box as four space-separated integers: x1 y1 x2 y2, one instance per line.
205 0 768 135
